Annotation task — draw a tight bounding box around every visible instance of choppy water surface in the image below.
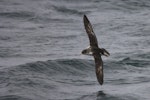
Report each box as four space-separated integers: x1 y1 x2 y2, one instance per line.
0 0 150 100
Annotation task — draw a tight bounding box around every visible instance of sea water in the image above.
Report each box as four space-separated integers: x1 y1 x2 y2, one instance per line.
0 0 150 100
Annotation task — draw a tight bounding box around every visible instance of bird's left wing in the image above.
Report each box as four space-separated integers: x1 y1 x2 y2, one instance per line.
83 15 98 47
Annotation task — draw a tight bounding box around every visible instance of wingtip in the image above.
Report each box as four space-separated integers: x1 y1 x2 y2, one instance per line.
83 14 88 21
98 79 103 85
100 82 103 85
83 14 86 18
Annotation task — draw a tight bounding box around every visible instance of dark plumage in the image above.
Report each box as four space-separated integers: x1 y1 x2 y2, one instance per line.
82 15 110 85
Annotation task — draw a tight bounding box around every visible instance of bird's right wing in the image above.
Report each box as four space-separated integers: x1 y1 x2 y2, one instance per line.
83 15 98 47
93 53 103 85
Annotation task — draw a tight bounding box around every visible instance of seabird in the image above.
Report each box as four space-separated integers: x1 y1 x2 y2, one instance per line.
82 15 110 85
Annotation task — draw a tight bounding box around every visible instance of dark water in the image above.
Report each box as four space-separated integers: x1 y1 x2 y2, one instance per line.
0 0 150 100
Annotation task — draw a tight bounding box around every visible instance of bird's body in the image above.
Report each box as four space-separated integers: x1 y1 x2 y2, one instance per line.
82 15 110 85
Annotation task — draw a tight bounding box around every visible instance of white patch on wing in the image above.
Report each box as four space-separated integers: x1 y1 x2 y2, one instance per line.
86 46 91 49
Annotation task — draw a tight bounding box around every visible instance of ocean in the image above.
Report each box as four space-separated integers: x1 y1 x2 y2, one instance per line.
0 0 150 100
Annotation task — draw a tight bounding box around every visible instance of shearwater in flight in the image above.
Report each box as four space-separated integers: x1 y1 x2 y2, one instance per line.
82 15 110 85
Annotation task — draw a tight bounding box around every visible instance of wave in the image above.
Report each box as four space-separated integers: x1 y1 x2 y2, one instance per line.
0 95 32 100
2 59 116 75
0 58 149 99
1 57 149 77
120 57 150 67
52 5 85 15
11 59 95 76
0 11 34 19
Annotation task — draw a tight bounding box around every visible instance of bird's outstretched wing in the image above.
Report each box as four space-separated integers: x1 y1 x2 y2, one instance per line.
83 15 104 85
93 53 103 85
83 15 98 47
